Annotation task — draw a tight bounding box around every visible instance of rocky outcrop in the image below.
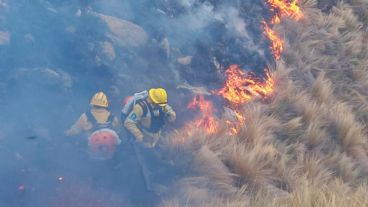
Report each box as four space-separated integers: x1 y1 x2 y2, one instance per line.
14 68 73 89
97 13 148 48
0 31 10 45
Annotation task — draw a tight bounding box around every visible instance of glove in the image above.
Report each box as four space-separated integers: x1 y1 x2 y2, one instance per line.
162 105 176 122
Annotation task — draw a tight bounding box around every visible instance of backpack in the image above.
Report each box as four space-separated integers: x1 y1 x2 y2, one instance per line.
85 110 121 160
121 90 148 120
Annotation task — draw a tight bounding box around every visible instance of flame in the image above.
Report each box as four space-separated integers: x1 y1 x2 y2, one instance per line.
181 1 302 137
271 15 281 24
263 22 284 60
264 0 303 59
226 110 246 135
215 64 275 106
187 95 219 134
267 0 304 22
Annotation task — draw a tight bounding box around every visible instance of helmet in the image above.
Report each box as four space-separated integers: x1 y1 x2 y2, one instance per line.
90 92 109 108
149 88 167 106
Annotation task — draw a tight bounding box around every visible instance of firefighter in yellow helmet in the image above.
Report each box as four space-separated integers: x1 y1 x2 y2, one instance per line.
124 88 176 148
66 92 119 136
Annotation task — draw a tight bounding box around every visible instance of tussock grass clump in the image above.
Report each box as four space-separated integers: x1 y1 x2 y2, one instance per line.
160 1 368 206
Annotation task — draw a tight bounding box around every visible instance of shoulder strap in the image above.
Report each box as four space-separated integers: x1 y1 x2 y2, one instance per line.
106 113 114 124
86 110 114 129
137 100 149 117
85 110 98 126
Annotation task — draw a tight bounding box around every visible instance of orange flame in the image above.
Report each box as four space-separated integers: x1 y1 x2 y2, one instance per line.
267 0 304 22
263 22 284 60
182 0 301 137
187 95 219 134
265 0 303 59
215 65 275 106
226 109 246 135
271 15 281 24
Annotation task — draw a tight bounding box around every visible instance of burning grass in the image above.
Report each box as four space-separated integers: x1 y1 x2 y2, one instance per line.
159 0 368 206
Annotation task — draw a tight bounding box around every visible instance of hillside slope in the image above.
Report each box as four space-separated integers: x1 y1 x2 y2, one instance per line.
161 1 368 206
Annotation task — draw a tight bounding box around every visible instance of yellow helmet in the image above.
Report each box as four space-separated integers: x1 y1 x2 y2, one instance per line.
149 88 168 106
90 92 109 108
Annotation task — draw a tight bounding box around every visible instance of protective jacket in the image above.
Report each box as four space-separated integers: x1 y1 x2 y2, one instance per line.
124 99 176 144
66 107 119 136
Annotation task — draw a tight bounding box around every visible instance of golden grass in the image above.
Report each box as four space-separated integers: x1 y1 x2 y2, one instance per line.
159 1 368 206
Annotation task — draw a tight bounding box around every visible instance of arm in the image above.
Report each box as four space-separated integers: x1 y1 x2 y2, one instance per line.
124 105 144 142
65 113 91 136
121 96 134 122
162 104 176 123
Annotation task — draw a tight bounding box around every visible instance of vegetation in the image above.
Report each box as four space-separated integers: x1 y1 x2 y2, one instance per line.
160 0 368 206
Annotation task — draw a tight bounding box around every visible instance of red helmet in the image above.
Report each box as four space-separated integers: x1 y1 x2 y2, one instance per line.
88 129 120 160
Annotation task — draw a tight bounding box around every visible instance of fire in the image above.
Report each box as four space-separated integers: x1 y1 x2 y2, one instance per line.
226 109 246 135
263 22 284 60
187 95 219 134
264 0 303 60
214 65 274 135
267 0 304 22
271 15 281 24
182 1 302 137
215 65 275 106
184 66 274 136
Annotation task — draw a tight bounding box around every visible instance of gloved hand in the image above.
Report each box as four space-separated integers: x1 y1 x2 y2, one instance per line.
162 105 176 122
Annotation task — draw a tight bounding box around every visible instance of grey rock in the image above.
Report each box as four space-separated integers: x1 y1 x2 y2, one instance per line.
177 56 193 65
14 68 73 89
99 41 116 61
24 33 35 43
97 13 148 48
0 31 10 45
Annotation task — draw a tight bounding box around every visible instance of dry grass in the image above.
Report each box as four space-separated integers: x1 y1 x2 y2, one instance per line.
159 0 368 206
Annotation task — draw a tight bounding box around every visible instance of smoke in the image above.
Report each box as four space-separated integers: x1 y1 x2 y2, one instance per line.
0 0 274 206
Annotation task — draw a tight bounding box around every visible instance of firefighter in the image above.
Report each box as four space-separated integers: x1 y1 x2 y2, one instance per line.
123 88 176 193
66 91 119 136
123 88 176 148
65 92 121 161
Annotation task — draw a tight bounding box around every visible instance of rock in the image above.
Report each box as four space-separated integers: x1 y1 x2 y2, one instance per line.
24 33 35 43
0 131 5 141
108 85 120 99
65 26 76 33
14 68 73 89
97 13 148 48
0 0 8 9
94 41 116 66
100 41 116 61
177 56 193 65
160 37 170 58
75 9 82 17
0 31 10 45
